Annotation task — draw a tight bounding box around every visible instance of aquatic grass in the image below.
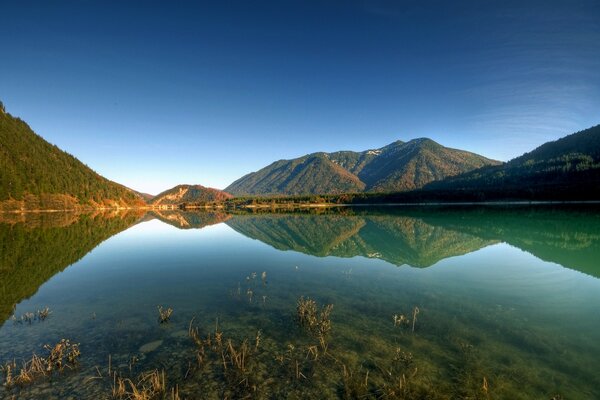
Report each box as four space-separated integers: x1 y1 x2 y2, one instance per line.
296 296 334 351
186 318 271 398
393 314 409 327
157 306 173 324
412 306 420 333
36 307 51 321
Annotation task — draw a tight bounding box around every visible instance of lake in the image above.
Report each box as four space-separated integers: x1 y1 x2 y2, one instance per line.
1 206 599 399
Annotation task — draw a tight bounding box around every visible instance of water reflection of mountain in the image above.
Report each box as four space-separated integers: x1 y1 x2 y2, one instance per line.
414 207 600 278
148 210 231 229
225 213 496 268
224 207 600 278
0 211 143 324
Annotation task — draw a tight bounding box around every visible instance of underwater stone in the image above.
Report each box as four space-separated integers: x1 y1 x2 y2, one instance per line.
139 339 163 353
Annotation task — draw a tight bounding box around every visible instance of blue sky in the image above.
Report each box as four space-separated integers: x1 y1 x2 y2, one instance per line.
1 0 599 194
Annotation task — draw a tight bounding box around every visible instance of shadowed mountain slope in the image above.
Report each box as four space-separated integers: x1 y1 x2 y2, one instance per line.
425 124 600 199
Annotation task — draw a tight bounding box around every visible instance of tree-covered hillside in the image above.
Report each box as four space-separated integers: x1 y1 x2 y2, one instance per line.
226 138 499 196
150 184 233 207
0 102 145 210
426 124 600 197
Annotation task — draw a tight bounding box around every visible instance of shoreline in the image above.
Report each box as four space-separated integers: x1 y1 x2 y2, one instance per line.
2 200 600 214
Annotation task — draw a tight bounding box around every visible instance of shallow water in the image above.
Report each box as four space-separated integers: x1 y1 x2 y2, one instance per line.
1 206 599 399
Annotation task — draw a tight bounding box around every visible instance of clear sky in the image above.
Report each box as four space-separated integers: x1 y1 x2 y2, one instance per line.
1 0 599 194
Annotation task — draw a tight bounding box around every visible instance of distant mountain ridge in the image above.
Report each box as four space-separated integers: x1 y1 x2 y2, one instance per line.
425 124 600 197
150 184 232 207
225 138 500 196
0 102 145 211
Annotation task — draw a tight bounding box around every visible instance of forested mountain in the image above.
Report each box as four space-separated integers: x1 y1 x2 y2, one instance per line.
0 102 145 210
150 184 232 207
425 124 600 199
225 138 499 196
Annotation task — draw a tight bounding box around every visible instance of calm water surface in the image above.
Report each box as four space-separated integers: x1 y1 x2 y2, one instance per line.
0 207 599 399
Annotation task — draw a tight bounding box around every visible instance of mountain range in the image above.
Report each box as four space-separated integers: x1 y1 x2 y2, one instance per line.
225 138 500 196
1 100 599 209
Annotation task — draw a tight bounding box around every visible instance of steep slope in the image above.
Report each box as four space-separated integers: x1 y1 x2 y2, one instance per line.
226 153 366 196
225 138 499 196
0 102 146 210
150 184 233 207
359 139 500 192
427 124 600 198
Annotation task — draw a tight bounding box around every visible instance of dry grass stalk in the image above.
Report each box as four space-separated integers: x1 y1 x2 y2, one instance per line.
412 307 420 333
45 339 81 371
255 330 262 350
226 339 249 373
111 369 166 400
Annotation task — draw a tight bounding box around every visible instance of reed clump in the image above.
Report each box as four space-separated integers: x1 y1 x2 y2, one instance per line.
111 369 180 400
37 307 52 321
1 339 80 388
296 296 334 351
157 306 173 324
11 307 52 325
45 339 81 371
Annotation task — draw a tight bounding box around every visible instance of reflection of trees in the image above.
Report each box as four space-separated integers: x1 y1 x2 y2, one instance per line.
226 214 495 268
0 211 143 325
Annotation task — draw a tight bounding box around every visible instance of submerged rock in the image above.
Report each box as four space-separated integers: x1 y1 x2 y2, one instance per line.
139 340 163 353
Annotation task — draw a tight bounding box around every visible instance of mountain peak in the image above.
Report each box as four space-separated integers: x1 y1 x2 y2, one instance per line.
226 138 499 195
